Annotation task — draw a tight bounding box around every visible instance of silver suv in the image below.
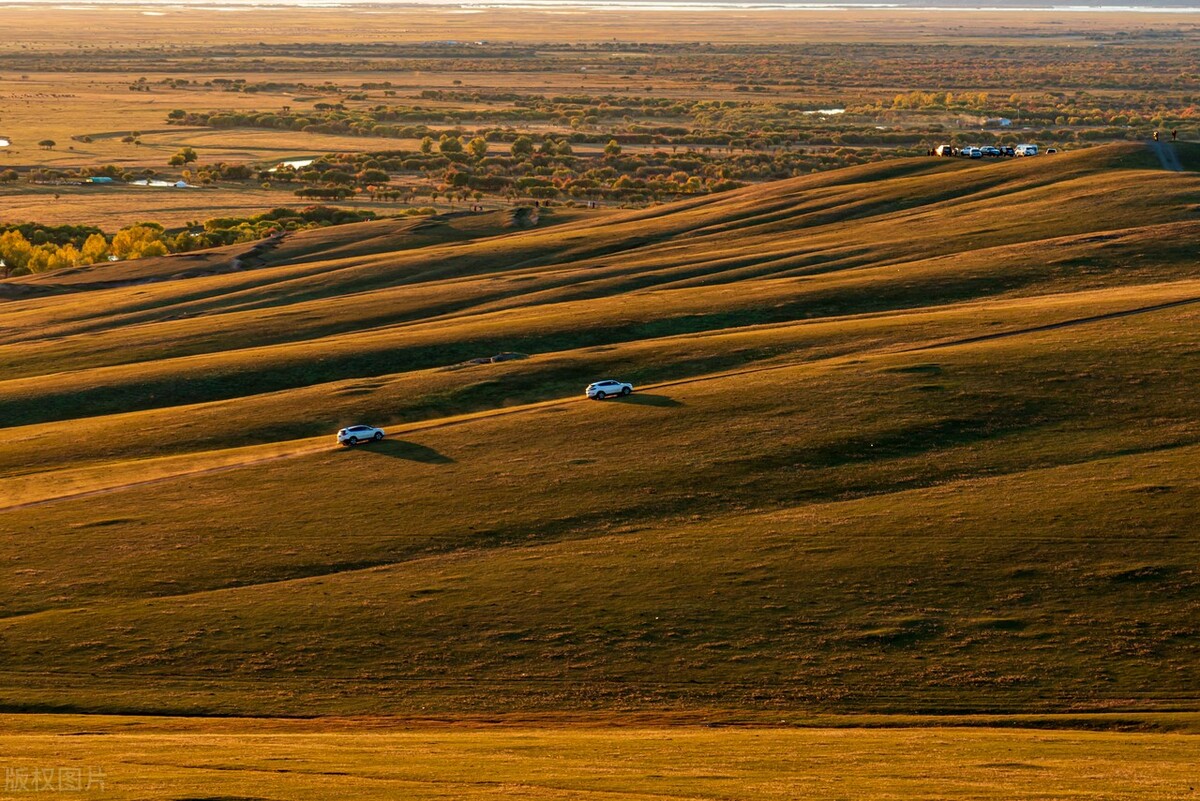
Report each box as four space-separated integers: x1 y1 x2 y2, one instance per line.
337 424 385 446
586 380 633 400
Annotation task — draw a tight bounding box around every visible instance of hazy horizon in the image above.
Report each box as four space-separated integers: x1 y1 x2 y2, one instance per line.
5 0 1200 8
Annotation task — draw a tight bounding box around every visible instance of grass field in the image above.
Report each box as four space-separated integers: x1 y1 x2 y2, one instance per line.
1 17 1199 787
2 715 1200 801
7 714 1200 801
1 141 1198 718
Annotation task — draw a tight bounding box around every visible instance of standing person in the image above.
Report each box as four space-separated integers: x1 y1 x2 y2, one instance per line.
1172 130 1178 141
1153 131 1160 142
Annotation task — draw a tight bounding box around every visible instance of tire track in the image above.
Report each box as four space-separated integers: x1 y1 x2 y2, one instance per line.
1151 140 1184 172
0 443 331 514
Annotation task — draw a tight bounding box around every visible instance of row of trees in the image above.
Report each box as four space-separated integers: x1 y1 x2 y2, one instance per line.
275 142 908 207
164 98 885 152
0 225 167 276
0 207 377 277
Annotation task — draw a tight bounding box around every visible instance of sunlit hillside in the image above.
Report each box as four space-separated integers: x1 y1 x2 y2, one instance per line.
1 142 1197 718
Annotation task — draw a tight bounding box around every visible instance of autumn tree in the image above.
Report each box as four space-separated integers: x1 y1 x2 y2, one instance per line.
111 224 169 260
169 147 198 167
80 233 110 265
510 136 534 158
0 230 33 276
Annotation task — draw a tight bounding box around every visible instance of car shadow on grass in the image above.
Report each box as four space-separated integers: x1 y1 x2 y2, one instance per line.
358 439 455 464
613 393 683 408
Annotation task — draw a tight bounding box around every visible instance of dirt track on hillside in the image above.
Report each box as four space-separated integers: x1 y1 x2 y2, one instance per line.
1152 140 1183 172
4 291 1200 513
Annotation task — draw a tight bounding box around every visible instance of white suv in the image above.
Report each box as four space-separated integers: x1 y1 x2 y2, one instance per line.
586 380 633 400
337 424 385 446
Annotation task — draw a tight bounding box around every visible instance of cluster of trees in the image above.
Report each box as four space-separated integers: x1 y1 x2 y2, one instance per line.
164 94 870 151
0 224 168 276
184 206 377 248
870 89 1198 130
270 138 907 206
158 77 343 94
0 207 376 277
889 91 995 111
294 187 353 200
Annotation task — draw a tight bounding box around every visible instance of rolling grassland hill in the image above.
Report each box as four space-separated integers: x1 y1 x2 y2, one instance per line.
0 143 1198 718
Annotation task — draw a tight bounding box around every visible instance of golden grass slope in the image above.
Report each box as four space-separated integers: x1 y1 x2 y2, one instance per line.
0 143 1197 717
0 147 1195 421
